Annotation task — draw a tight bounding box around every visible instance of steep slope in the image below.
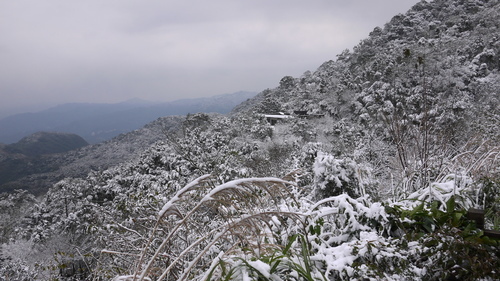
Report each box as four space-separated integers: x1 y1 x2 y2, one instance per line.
232 0 499 189
235 0 499 128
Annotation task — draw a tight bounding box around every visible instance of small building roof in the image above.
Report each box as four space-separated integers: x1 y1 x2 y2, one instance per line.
263 114 292 119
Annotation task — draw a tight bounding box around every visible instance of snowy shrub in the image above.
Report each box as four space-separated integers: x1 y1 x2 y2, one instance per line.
250 121 273 140
407 174 475 210
313 152 372 199
0 259 38 281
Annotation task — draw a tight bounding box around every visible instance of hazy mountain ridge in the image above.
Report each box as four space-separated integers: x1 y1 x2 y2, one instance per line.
1 0 499 279
0 91 256 144
0 132 89 191
4 132 89 156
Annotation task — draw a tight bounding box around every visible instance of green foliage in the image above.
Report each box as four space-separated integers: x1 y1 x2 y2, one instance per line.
385 196 499 280
216 234 326 281
477 177 500 230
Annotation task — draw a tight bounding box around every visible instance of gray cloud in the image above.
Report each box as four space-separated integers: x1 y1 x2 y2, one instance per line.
0 0 419 117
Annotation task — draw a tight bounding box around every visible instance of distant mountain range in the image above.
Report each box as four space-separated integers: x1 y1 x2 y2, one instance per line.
0 91 256 144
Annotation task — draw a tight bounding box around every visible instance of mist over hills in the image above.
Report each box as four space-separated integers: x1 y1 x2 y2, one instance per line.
0 91 256 144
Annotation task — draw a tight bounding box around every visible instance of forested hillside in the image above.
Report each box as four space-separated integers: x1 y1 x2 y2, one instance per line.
0 132 89 192
1 0 499 280
0 116 184 195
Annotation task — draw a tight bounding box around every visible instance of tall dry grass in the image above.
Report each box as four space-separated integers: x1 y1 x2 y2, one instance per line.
107 173 305 281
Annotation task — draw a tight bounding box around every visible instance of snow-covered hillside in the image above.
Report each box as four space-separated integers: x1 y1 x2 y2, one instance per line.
1 0 498 280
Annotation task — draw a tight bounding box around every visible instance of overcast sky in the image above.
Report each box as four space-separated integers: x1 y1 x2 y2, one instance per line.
0 0 419 118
